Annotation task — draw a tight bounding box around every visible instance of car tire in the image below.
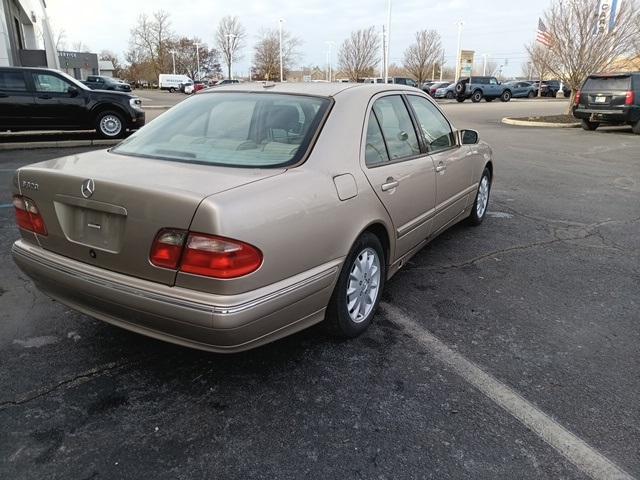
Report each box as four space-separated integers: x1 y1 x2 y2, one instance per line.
500 90 512 102
446 91 455 99
455 79 468 95
528 91 535 98
468 167 492 226
95 111 125 139
632 121 640 135
581 119 599 131
169 87 175 93
456 96 466 103
325 232 386 338
471 90 483 103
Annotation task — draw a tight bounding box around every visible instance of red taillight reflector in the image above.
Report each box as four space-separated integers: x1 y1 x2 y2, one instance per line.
13 195 47 236
625 91 635 106
180 233 262 279
150 229 187 269
574 90 581 105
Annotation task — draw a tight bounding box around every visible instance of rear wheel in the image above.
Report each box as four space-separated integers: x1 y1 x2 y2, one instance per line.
581 119 599 131
95 111 125 139
632 120 640 135
456 96 466 103
500 90 512 102
446 91 455 99
471 90 483 103
468 168 492 226
169 87 175 93
325 232 385 338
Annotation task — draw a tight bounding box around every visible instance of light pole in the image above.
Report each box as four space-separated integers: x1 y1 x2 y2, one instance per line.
193 43 201 80
324 41 335 82
384 0 392 83
454 20 464 83
226 33 238 80
482 53 490 76
278 18 284 82
170 50 176 74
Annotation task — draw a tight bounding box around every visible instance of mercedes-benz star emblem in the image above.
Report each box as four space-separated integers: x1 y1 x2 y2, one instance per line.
81 178 95 199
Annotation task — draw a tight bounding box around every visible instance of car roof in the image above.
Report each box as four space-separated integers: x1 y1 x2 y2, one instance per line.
590 72 640 77
201 82 422 98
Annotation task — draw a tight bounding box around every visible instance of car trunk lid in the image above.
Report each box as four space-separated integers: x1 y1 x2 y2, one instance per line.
17 149 284 285
582 75 631 109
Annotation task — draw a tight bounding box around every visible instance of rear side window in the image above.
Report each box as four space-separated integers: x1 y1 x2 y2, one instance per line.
365 111 390 166
583 76 631 91
372 96 420 160
0 71 27 91
113 93 330 168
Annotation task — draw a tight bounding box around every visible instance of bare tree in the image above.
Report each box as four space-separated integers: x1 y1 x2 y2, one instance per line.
215 16 247 79
402 30 442 84
169 37 222 80
521 61 536 80
252 28 301 81
129 10 174 78
338 27 380 81
71 41 91 52
525 42 556 97
527 0 640 111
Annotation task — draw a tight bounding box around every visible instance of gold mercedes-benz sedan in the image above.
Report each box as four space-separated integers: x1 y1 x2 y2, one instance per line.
12 82 493 353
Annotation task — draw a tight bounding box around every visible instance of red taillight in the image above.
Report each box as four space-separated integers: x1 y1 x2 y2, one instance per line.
149 229 262 279
13 195 47 236
150 229 187 269
574 90 581 105
625 91 635 106
180 233 263 279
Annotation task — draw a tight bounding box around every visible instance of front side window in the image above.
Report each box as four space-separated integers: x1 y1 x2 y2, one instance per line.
113 93 330 168
372 96 420 160
490 78 498 85
407 96 455 153
32 73 73 93
0 71 27 91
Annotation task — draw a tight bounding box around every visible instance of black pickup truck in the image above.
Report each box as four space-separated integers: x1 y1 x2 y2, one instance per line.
82 75 132 92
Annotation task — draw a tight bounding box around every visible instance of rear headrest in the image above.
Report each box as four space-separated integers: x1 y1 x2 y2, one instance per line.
266 105 299 131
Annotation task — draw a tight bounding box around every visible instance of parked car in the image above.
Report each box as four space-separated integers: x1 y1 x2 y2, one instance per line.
179 80 194 93
363 77 419 88
425 81 451 97
159 74 192 93
454 76 512 102
573 72 640 133
0 67 144 138
504 81 537 98
212 79 240 86
421 81 435 92
184 81 206 94
539 79 571 98
11 83 493 353
435 83 457 99
82 75 132 92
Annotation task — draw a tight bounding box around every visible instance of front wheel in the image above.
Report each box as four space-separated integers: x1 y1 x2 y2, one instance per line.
500 90 512 102
581 119 599 131
528 91 535 98
446 91 455 99
325 232 386 338
95 111 125 139
468 168 491 226
471 90 483 103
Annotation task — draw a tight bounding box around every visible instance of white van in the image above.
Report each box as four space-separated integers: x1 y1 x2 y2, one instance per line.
158 74 192 92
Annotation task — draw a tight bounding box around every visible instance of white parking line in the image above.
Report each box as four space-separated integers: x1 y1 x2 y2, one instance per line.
381 302 636 480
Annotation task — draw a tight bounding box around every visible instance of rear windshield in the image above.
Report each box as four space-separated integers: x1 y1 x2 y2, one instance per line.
113 92 331 167
583 76 631 91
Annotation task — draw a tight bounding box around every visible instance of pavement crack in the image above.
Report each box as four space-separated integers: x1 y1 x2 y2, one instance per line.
0 357 145 410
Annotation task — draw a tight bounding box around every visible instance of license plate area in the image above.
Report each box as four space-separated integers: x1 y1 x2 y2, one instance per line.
594 96 607 103
54 197 127 253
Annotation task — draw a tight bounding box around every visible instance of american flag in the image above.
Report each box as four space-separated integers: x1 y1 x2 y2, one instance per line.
536 18 553 47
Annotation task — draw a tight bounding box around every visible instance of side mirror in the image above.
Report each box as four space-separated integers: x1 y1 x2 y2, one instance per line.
68 86 79 97
460 129 479 145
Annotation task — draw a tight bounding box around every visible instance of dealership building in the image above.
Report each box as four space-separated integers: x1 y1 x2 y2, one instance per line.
0 0 58 68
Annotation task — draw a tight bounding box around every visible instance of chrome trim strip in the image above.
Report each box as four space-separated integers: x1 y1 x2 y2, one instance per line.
434 184 477 212
12 241 338 316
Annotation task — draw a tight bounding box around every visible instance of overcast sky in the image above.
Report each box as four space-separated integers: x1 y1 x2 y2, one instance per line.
47 0 554 77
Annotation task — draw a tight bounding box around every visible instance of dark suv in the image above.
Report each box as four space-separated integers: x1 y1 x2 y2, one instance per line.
0 67 144 138
573 72 640 134
82 75 132 92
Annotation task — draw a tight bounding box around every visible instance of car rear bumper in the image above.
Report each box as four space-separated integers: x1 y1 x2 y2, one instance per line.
573 106 640 124
12 239 341 353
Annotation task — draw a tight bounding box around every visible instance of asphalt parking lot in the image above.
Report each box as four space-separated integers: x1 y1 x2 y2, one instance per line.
1 100 639 479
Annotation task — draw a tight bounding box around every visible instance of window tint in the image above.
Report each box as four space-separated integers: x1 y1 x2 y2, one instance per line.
113 93 330 167
365 111 389 166
0 71 27 91
372 96 420 160
407 96 454 153
583 76 631 91
32 73 72 93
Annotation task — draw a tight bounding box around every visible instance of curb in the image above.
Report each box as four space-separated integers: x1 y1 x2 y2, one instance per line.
0 139 120 151
501 117 580 128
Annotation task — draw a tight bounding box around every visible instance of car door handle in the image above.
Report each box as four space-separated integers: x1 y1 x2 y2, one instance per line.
381 179 399 192
435 163 446 173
